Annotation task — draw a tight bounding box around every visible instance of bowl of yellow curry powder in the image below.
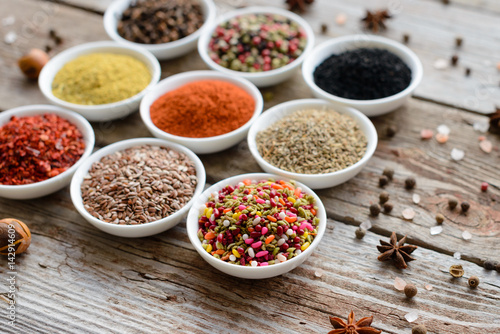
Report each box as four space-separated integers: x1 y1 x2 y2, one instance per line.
39 41 161 122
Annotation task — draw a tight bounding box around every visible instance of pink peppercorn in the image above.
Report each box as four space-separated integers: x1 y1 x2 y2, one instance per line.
481 182 488 192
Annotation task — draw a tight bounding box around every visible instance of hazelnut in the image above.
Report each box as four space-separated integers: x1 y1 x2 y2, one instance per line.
404 283 418 298
18 48 50 80
0 218 31 255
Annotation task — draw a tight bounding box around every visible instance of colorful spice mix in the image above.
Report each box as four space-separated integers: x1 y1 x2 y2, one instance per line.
197 179 320 266
150 80 255 138
0 114 85 185
208 13 307 72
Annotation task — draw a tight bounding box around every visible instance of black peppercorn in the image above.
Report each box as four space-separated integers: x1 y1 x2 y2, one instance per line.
355 228 366 239
383 202 393 213
383 167 394 180
370 204 381 217
435 213 445 224
484 259 497 270
379 175 389 187
379 191 390 204
461 201 470 213
412 324 427 334
468 276 480 289
386 125 397 137
455 36 463 48
321 23 328 34
402 34 410 44
405 177 416 190
451 55 459 66
404 283 418 298
448 198 458 210
465 68 471 76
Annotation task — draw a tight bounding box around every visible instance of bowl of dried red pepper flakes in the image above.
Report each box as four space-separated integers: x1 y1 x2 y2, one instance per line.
0 104 94 200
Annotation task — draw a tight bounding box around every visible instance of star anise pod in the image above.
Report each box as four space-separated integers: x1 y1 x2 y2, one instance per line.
488 107 500 134
329 310 381 334
285 0 314 12
377 232 417 269
361 9 391 33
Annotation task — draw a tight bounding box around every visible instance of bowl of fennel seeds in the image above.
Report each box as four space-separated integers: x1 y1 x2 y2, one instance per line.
247 99 377 189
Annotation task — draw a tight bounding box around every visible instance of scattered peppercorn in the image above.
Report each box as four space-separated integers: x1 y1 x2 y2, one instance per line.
49 28 63 45
386 125 397 137
379 191 390 204
370 204 381 217
412 324 427 334
461 201 470 213
449 264 465 278
484 259 497 270
383 202 393 213
448 198 458 210
468 276 480 289
379 175 389 187
405 177 416 190
0 218 31 255
404 283 418 298
383 167 394 180
495 262 500 273
481 182 488 192
321 23 328 34
455 36 463 48
355 228 366 239
435 213 445 224
465 68 471 76
451 55 459 66
402 34 410 44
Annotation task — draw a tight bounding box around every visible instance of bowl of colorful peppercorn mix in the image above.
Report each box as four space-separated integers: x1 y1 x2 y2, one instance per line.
140 70 264 154
302 35 423 116
186 173 326 279
0 104 95 200
198 6 315 87
38 41 161 122
70 138 206 238
103 0 217 60
247 99 377 189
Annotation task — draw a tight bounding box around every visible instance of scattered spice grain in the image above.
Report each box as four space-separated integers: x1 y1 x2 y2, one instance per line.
256 109 367 174
320 23 328 34
383 167 394 180
481 182 488 192
379 175 389 187
370 204 381 217
468 276 480 289
379 192 389 204
377 232 417 269
402 34 410 44
383 202 393 213
0 218 31 255
405 177 416 190
448 198 458 210
455 36 463 48
386 125 397 137
412 324 427 334
404 283 418 298
461 201 470 213
449 264 464 278
465 68 471 76
435 213 445 224
17 48 49 80
355 227 366 239
451 54 459 66
81 145 197 225
361 9 391 33
483 259 497 270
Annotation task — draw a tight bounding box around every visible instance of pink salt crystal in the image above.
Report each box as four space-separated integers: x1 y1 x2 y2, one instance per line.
479 139 492 153
314 269 324 278
402 208 416 220
462 231 472 240
478 136 486 141
420 129 434 139
405 311 419 323
425 284 433 291
394 277 407 291
335 13 347 25
435 133 449 144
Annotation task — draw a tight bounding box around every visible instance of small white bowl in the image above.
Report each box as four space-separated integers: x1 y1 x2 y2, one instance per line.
198 6 315 87
140 70 263 154
70 138 206 238
104 0 217 60
0 105 95 200
302 35 423 117
247 99 377 189
186 173 327 279
39 41 161 122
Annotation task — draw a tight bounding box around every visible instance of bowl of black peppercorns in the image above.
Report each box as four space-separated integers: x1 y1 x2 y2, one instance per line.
302 35 423 117
104 0 217 60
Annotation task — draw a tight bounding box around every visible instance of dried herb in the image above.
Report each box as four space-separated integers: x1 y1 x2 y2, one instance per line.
361 9 391 33
329 310 381 334
286 0 314 12
377 232 417 269
488 108 500 134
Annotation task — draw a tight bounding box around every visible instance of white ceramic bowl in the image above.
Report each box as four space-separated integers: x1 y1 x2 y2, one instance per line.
247 99 377 189
302 35 423 117
39 41 161 122
140 70 263 154
186 173 327 279
104 0 217 60
0 105 95 200
70 138 206 238
198 6 315 87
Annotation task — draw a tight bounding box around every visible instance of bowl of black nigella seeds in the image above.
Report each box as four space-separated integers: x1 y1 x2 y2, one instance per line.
302 35 423 117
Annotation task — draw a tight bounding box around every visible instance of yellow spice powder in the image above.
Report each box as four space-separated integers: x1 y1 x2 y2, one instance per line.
52 53 151 105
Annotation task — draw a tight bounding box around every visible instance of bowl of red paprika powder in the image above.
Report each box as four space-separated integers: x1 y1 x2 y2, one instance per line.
140 70 263 154
0 104 95 200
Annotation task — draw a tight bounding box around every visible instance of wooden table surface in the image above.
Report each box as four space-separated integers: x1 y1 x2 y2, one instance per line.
1 0 499 333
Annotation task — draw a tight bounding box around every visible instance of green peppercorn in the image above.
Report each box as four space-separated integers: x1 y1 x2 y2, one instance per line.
355 228 366 239
468 275 480 288
370 204 381 217
448 198 458 210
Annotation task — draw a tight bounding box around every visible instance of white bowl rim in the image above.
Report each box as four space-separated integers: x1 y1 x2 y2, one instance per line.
302 34 423 105
247 99 377 180
103 0 217 51
140 70 264 143
0 104 95 191
198 6 315 79
38 41 161 111
186 172 327 272
70 137 206 231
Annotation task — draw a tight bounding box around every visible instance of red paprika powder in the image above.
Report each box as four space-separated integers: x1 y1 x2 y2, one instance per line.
0 114 85 185
149 80 255 138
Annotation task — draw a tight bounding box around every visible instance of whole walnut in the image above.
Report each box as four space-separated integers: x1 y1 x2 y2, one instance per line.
0 218 31 255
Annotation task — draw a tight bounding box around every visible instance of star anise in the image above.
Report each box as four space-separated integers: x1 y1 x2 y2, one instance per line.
285 0 314 12
329 310 381 334
377 232 417 269
488 107 500 134
361 9 391 33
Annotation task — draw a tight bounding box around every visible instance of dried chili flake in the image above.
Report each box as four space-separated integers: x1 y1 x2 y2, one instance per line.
0 113 85 185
